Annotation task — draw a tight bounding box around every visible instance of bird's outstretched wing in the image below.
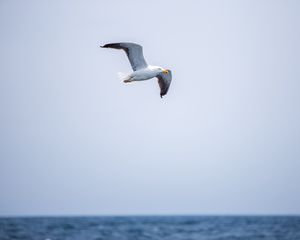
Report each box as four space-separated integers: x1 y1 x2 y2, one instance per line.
157 70 172 98
101 42 148 71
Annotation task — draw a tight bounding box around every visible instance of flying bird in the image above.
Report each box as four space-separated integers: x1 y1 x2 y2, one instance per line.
101 42 172 98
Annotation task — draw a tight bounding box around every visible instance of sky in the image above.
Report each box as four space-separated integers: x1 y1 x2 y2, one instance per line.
0 0 299 216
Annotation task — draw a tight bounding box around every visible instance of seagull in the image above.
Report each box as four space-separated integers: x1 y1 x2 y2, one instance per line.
101 42 172 98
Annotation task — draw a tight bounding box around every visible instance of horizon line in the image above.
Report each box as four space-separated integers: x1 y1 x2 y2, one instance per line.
1 213 300 218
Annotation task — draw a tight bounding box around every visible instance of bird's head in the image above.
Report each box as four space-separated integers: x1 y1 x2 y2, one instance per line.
162 69 170 75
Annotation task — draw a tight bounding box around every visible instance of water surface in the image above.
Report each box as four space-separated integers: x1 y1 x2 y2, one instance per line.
0 216 299 240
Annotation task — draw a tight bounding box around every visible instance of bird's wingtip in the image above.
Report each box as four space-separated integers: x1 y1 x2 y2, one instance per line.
100 44 108 48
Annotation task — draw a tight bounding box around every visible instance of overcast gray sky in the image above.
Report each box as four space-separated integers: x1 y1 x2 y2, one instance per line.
0 0 300 216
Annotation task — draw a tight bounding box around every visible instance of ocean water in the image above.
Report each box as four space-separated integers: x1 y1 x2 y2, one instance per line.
0 216 299 240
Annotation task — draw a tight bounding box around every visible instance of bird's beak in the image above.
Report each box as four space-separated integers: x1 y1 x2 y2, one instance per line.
163 69 169 74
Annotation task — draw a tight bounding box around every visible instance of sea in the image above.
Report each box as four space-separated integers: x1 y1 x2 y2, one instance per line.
0 216 300 240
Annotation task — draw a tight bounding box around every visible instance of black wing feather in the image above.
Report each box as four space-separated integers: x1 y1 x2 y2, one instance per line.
157 70 172 98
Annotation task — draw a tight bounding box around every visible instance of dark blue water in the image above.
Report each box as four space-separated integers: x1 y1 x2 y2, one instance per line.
0 216 299 240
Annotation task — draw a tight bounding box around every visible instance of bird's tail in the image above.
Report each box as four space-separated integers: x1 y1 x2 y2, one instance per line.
118 72 131 81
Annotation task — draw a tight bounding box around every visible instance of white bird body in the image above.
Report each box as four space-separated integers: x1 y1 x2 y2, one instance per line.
101 42 172 98
127 65 163 81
